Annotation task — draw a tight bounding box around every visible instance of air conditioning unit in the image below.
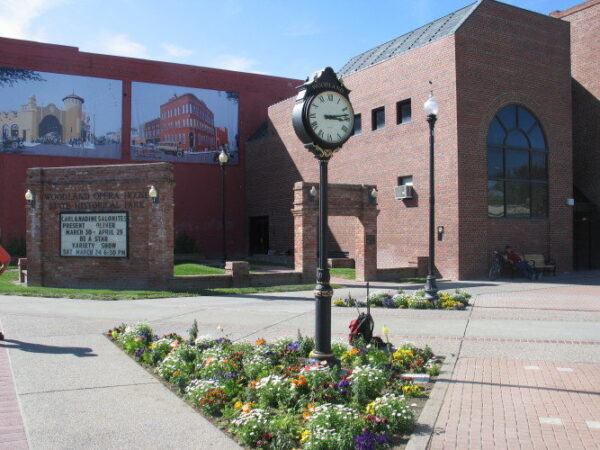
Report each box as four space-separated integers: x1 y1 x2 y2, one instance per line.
394 185 413 200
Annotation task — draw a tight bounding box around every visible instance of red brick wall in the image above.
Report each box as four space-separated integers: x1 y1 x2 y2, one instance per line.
247 36 461 277
0 37 300 258
26 163 174 289
455 0 573 278
552 1 600 207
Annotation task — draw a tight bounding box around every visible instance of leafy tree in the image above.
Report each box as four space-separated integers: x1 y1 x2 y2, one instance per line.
0 68 45 87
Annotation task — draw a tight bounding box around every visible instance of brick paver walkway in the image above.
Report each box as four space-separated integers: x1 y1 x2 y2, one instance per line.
430 359 600 450
0 346 28 449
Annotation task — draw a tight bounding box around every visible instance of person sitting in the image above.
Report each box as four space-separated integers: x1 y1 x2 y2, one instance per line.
504 245 538 280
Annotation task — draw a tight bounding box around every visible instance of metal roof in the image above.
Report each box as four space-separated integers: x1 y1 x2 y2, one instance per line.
338 1 482 78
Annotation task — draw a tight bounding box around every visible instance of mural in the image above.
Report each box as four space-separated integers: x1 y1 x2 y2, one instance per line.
132 82 239 164
0 68 122 159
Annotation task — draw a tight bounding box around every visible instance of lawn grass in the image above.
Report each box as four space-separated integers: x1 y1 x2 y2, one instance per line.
330 267 356 279
0 270 328 300
398 277 427 283
174 263 225 276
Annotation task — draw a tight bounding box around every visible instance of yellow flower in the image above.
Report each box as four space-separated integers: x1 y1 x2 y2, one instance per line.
233 401 243 409
365 401 376 415
172 370 181 377
402 384 422 396
216 324 224 332
382 325 390 336
300 430 311 443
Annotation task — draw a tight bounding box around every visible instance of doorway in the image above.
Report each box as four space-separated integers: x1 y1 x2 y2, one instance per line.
249 216 269 255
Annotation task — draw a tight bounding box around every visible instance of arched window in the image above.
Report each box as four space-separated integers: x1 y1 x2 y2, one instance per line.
10 124 19 137
487 105 548 218
2 124 8 139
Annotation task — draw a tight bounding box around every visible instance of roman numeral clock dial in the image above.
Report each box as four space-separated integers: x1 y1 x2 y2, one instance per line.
307 91 354 145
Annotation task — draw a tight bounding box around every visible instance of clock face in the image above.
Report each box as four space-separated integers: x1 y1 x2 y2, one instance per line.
306 90 354 146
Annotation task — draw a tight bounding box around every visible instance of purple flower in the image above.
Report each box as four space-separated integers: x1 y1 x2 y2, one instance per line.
355 432 388 450
134 348 146 357
382 297 395 308
286 341 300 352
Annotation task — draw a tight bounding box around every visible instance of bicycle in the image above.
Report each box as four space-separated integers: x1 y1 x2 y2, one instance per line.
488 250 504 280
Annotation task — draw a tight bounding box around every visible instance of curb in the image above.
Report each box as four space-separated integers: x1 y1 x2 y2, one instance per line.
405 353 457 450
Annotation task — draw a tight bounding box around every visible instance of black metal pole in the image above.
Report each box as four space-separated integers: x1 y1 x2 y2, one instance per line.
311 156 335 363
424 114 438 300
221 162 227 266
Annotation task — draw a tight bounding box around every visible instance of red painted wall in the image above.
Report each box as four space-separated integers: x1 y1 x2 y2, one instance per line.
0 37 301 258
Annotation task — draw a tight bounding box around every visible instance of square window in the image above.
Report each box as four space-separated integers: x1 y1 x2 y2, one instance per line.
352 114 362 136
372 107 385 131
397 100 412 124
398 175 413 186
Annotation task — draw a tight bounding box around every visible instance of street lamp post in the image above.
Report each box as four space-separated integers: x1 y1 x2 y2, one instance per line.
423 92 439 301
218 147 229 266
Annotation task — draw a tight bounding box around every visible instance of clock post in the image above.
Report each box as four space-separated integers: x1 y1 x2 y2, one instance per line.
292 67 354 365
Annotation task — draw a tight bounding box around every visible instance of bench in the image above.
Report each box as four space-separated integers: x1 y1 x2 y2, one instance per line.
523 254 556 276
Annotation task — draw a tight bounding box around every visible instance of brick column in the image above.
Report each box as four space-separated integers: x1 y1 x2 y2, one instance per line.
292 182 318 283
25 168 43 286
355 187 378 281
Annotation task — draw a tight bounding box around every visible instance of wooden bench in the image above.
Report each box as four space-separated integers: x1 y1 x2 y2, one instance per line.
523 254 556 276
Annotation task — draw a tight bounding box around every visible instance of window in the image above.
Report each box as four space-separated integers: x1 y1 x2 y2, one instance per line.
352 114 362 136
487 104 548 218
398 175 413 186
372 107 385 131
396 99 411 125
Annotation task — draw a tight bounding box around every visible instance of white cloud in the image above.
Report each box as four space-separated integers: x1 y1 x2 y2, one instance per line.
86 34 149 59
0 0 66 40
161 43 195 60
212 54 261 73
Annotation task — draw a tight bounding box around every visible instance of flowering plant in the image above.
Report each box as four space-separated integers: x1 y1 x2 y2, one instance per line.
107 322 440 449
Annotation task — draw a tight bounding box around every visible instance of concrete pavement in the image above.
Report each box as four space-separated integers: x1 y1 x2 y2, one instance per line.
1 271 599 449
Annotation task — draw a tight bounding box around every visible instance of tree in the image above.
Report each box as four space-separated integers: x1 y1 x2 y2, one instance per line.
0 68 45 87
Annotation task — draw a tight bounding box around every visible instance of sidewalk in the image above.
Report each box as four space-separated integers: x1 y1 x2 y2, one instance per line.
1 271 599 449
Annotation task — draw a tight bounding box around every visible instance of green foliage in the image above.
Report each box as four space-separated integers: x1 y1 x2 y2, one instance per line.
108 325 436 449
188 319 199 342
0 271 319 300
174 263 225 276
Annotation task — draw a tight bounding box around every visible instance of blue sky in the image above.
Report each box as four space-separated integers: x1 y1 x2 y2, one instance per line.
0 0 578 80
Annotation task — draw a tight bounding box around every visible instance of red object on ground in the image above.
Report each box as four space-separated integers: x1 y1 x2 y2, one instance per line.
0 245 10 276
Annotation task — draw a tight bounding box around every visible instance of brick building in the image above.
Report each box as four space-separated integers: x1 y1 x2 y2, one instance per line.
0 37 300 259
551 1 600 270
246 0 595 279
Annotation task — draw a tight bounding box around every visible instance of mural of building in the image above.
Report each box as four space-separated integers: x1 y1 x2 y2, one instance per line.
159 93 217 151
215 126 229 149
0 93 88 144
142 118 160 145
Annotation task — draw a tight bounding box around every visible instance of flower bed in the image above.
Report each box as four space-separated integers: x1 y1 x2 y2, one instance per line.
108 323 442 449
334 289 471 310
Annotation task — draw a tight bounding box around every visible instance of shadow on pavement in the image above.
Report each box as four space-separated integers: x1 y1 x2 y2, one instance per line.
0 339 97 357
438 378 600 395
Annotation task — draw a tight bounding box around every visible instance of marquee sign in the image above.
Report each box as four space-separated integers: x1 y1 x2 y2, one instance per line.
60 212 128 257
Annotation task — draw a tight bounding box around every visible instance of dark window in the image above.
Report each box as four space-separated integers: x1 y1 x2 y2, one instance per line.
372 107 385 131
486 105 548 218
398 175 413 186
396 99 411 125
352 114 362 136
